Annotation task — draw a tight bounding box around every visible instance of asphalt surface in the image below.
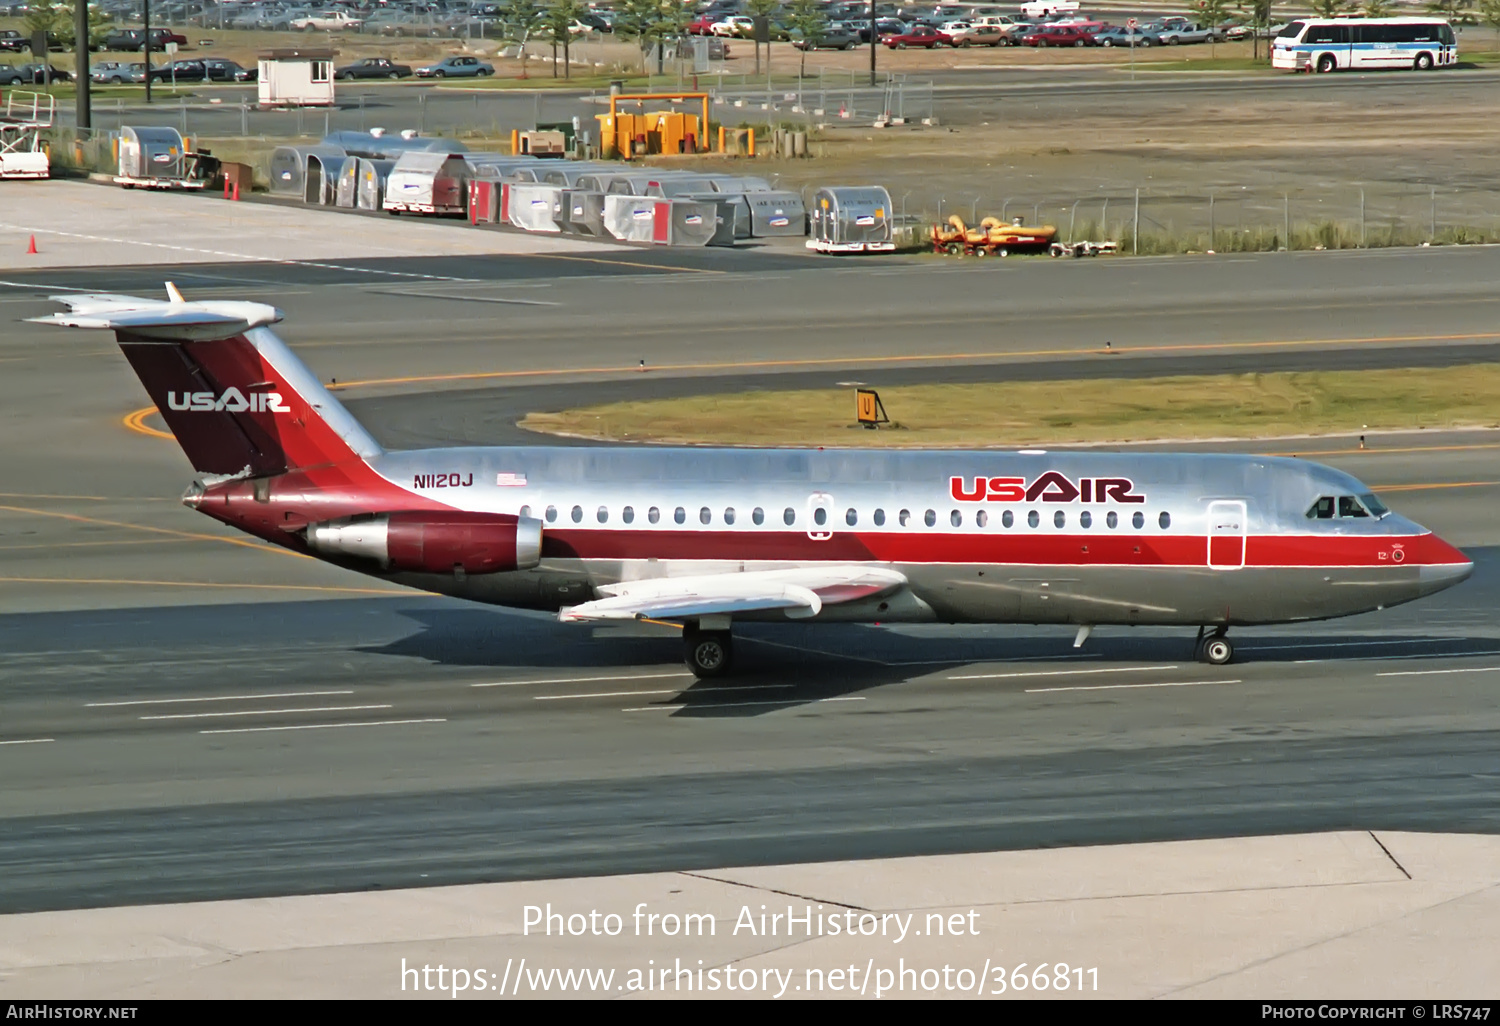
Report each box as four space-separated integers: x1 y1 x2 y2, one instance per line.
1 244 1497 913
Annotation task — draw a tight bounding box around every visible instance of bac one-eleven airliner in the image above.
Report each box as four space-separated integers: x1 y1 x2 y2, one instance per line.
34 288 1473 677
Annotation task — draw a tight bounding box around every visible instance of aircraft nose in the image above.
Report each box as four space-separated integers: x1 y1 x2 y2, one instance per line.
1419 559 1474 594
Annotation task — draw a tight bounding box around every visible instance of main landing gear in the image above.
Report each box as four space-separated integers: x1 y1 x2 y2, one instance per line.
683 626 734 678
1193 626 1234 666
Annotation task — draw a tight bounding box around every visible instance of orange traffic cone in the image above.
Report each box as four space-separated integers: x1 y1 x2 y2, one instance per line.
26 235 38 255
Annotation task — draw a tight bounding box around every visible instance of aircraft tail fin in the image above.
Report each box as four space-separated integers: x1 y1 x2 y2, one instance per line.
30 286 383 477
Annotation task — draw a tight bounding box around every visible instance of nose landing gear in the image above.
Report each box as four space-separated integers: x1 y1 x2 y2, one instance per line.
1193 626 1234 665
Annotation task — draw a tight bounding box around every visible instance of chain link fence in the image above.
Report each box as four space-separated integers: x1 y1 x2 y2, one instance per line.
888 186 1500 252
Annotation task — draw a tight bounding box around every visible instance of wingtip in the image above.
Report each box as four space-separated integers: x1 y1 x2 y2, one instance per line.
165 282 185 304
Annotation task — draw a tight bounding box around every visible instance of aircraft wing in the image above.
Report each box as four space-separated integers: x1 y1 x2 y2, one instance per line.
558 566 908 623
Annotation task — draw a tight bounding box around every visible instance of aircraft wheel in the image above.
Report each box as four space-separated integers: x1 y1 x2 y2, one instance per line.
1199 636 1234 665
684 628 733 678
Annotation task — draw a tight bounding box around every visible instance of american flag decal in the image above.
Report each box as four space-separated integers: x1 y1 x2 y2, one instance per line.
495 473 528 487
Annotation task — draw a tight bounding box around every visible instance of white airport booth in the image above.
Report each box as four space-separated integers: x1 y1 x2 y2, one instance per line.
257 48 337 108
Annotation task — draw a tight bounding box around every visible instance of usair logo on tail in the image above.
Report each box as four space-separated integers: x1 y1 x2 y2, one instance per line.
166 389 292 413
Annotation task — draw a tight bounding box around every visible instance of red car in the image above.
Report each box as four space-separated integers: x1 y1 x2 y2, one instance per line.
1021 24 1097 46
688 15 717 35
881 25 942 48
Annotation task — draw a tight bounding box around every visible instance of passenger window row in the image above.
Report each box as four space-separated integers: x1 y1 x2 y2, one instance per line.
521 504 1176 531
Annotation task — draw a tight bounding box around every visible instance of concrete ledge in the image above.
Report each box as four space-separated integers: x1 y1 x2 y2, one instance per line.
1 830 1496 998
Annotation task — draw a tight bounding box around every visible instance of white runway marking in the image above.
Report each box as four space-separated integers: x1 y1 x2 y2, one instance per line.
536 684 793 701
1296 649 1500 665
1377 666 1500 677
0 738 54 746
948 664 1179 681
142 704 393 721
1027 679 1240 694
472 672 693 688
1243 639 1448 652
200 718 447 735
88 690 355 707
623 696 866 712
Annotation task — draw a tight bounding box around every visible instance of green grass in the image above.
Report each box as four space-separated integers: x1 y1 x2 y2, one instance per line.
520 365 1500 448
1130 56 1274 72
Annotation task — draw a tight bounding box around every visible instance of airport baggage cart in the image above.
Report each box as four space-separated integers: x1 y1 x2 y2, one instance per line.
383 150 469 215
0 91 53 180
506 182 566 233
808 186 895 253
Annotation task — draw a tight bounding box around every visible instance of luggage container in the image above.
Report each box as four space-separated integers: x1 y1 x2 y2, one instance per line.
560 190 608 237
506 182 566 233
707 175 771 194
306 151 352 205
602 195 717 247
746 191 807 237
807 186 895 253
644 176 726 199
335 158 359 208
383 151 469 215
355 158 394 211
541 164 612 187
115 125 196 183
321 130 467 160
469 179 499 223
268 143 346 198
685 192 750 240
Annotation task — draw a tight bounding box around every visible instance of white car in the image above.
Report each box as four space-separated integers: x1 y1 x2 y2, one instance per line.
292 10 364 31
711 16 753 37
1019 0 1079 17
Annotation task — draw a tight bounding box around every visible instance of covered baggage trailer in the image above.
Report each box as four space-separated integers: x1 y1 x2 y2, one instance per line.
505 182 566 233
321 130 466 160
306 151 352 205
115 125 204 188
746 190 807 237
685 192 750 240
560 189 607 237
355 158 395 211
807 186 895 253
268 143 346 198
707 175 772 194
602 195 717 247
540 163 613 187
383 151 470 215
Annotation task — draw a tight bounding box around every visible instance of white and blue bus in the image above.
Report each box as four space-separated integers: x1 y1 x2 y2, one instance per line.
1272 18 1457 73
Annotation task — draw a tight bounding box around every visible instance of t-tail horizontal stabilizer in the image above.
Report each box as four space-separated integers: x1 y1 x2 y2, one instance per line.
27 282 282 341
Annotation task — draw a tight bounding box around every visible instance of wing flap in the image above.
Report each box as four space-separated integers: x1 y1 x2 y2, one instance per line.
559 566 906 623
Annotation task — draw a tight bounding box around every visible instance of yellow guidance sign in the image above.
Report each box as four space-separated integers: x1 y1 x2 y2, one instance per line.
856 388 889 429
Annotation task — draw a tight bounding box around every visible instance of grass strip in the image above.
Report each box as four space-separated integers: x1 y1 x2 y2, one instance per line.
520 364 1500 448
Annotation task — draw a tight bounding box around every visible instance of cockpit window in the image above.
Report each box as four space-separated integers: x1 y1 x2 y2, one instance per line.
1338 495 1370 518
1308 494 1384 520
1306 496 1335 520
1360 493 1389 518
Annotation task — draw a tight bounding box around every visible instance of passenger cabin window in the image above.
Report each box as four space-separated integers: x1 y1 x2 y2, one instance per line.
1027 510 1039 528
874 509 886 526
976 510 988 528
597 505 608 523
1001 510 1014 528
899 509 911 526
545 505 558 522
724 507 735 525
950 510 962 527
924 509 936 527
846 508 858 526
753 507 764 525
814 507 828 526
674 507 686 525
699 506 712 525
571 505 583 523
1106 511 1117 529
623 506 635 524
1158 511 1171 529
1053 510 1066 529
1079 511 1092 529
1132 511 1145 529
784 507 796 525
519 505 531 519
648 506 660 524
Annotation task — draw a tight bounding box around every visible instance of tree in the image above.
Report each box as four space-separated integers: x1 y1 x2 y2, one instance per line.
1426 0 1474 21
1309 0 1351 17
784 0 827 76
745 0 781 74
1237 0 1273 61
615 0 677 73
1192 0 1232 56
499 0 547 79
1478 0 1500 50
50 0 110 50
1363 0 1395 16
542 0 585 79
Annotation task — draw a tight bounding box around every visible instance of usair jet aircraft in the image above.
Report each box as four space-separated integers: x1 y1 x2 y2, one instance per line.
33 288 1474 677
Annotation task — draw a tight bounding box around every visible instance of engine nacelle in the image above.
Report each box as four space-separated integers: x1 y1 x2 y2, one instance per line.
306 512 542 575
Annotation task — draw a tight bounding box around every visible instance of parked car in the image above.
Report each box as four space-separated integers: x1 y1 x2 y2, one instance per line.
1152 21 1224 45
0 29 26 54
148 59 210 82
794 26 857 50
881 24 941 48
292 10 364 30
103 28 188 51
91 60 147 83
335 56 413 79
0 63 73 84
937 21 1005 46
848 18 908 43
1090 26 1159 47
711 16 752 36
1019 0 1078 16
415 55 493 78
203 58 255 81
1021 24 1096 46
688 14 717 34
